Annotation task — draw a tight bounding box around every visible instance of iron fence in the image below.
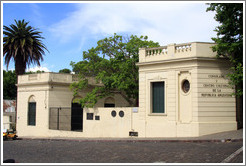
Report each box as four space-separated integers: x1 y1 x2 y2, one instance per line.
49 107 83 132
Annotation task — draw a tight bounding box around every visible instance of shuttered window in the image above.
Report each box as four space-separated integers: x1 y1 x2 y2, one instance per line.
28 102 36 126
152 82 165 113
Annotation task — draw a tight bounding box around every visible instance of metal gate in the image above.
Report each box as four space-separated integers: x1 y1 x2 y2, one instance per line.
49 106 83 132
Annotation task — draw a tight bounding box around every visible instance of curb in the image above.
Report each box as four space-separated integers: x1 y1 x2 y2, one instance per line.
221 146 243 163
17 137 243 143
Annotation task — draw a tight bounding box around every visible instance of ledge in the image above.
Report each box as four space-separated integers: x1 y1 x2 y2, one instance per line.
16 81 71 87
148 113 167 116
137 57 227 66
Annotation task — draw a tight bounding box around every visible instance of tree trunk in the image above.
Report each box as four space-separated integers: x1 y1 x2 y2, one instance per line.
14 54 26 131
236 84 243 129
236 94 243 129
15 54 26 76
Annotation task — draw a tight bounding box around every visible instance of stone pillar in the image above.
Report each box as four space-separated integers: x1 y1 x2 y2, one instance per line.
139 48 146 63
167 43 176 56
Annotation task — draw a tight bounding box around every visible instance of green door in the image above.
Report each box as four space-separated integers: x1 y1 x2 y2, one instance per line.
28 102 36 125
152 82 165 113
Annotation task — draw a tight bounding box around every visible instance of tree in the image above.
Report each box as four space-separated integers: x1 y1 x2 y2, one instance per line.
207 3 243 129
71 34 159 107
3 70 17 100
206 3 243 96
3 19 48 128
59 68 71 74
3 19 48 77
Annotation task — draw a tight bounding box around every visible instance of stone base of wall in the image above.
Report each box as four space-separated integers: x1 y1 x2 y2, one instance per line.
198 122 237 136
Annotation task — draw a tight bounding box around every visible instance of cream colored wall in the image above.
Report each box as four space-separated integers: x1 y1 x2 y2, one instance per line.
47 107 142 138
18 105 140 138
194 61 237 135
16 42 237 138
139 62 200 137
138 42 237 137
48 85 130 108
16 88 50 137
82 108 130 137
16 73 132 138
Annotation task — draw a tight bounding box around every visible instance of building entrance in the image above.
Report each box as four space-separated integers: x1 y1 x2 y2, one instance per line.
71 103 83 131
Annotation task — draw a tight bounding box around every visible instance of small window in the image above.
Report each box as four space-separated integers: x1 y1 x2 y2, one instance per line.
111 110 116 117
182 79 190 93
152 82 165 113
119 111 124 117
104 103 115 107
104 97 115 107
28 102 36 126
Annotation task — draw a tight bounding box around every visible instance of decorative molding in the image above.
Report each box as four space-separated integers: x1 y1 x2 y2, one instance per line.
17 81 71 87
137 57 227 66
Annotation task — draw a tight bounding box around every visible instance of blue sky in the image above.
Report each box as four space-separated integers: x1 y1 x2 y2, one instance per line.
2 2 218 72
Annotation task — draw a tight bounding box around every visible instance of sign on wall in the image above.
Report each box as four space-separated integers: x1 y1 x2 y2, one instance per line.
132 107 138 113
201 74 234 98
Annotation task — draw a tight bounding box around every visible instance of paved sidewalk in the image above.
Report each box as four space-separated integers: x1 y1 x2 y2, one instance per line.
19 129 243 142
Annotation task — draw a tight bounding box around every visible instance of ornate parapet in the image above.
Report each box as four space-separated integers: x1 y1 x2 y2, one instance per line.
17 73 73 86
139 42 216 63
17 73 102 87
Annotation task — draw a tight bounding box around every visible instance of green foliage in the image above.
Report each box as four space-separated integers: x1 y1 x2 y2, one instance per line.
59 68 71 74
71 34 159 107
3 19 48 76
3 70 17 100
207 3 243 96
227 63 243 96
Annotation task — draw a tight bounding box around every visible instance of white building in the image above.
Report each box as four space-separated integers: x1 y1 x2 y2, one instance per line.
16 42 237 138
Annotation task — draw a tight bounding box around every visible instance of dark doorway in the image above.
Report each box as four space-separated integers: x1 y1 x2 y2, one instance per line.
71 103 83 131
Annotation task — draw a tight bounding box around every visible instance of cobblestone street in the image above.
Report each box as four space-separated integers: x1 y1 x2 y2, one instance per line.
3 139 243 163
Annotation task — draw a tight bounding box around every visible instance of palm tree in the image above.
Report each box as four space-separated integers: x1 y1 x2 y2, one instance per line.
3 19 48 77
4 19 48 130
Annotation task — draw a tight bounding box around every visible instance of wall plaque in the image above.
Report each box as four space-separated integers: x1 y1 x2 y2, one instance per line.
87 113 93 120
201 74 234 98
132 107 138 113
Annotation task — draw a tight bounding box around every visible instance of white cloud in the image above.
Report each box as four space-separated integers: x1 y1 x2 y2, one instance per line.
3 64 51 73
26 66 50 72
49 2 218 46
3 66 14 71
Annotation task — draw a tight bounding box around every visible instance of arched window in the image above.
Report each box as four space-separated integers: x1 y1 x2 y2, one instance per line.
28 96 36 126
104 97 115 107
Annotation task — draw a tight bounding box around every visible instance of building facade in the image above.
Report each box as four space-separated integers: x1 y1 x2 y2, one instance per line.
16 42 237 138
137 42 236 137
3 100 16 131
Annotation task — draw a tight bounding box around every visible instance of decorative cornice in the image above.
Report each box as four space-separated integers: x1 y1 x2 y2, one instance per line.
16 81 71 87
137 57 228 66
